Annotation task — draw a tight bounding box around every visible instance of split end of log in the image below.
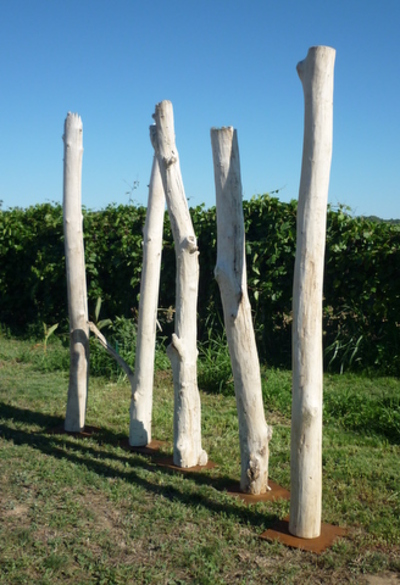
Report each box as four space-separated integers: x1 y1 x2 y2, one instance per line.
63 112 83 145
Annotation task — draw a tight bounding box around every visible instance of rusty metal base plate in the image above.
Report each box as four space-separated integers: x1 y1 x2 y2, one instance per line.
154 457 217 472
46 425 101 438
260 516 347 553
127 439 168 456
224 480 290 504
128 439 216 471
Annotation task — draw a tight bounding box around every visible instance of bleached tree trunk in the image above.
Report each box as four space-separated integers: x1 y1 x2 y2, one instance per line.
129 155 165 446
63 112 89 433
289 46 336 538
211 126 272 494
151 101 207 468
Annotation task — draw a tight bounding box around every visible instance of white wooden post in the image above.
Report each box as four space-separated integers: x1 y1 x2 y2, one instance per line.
129 154 165 446
151 101 207 468
211 126 272 494
63 112 89 433
290 46 336 538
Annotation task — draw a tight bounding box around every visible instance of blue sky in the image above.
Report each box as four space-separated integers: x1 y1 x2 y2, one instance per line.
1 1 399 219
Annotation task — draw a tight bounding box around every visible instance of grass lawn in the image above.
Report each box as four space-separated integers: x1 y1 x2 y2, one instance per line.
0 333 399 584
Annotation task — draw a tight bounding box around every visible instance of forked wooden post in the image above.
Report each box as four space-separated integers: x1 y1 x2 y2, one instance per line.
290 46 336 538
151 100 207 468
129 154 165 446
211 126 272 494
63 112 89 433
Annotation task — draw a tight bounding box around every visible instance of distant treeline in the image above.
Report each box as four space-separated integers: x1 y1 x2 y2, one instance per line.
362 215 400 225
0 195 399 374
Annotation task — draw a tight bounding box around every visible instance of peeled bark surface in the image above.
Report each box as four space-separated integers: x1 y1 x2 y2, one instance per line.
151 101 207 468
290 46 335 538
211 126 272 494
129 156 165 446
63 112 89 433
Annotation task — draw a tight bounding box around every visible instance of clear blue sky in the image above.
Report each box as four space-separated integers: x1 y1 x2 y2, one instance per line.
1 1 399 219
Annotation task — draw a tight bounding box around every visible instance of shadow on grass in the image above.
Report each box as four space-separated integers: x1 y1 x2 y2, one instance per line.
0 402 281 530
0 402 64 429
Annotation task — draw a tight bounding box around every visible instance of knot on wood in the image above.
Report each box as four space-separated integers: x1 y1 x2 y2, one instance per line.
183 235 198 254
247 454 261 482
301 403 319 428
162 154 177 168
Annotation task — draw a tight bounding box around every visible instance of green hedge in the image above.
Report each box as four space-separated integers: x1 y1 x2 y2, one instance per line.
0 196 399 373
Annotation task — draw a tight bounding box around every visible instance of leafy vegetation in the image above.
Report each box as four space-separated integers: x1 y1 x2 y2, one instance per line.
0 196 399 375
0 334 399 584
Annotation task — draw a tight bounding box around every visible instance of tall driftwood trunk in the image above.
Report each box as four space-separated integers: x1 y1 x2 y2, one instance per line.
63 112 89 433
129 155 165 446
211 126 272 494
151 101 207 468
290 46 335 538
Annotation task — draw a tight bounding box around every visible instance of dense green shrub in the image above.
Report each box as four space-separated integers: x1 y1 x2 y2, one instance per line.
83 204 148 318
324 207 400 374
0 196 399 374
0 203 66 330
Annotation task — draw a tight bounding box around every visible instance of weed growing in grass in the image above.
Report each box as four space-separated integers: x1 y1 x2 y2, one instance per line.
16 335 70 374
326 334 364 374
42 321 59 353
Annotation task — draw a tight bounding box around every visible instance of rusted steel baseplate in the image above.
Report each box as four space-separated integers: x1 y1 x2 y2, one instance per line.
48 432 346 550
129 441 290 503
260 517 347 553
224 480 290 503
46 425 101 438
128 440 216 471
